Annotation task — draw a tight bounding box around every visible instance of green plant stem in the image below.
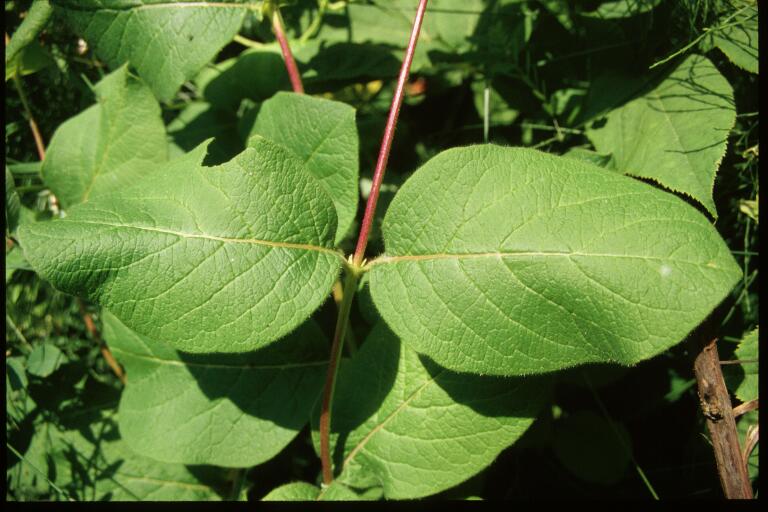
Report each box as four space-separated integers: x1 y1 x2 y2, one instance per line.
319 267 360 485
299 0 328 43
270 4 304 94
232 34 264 49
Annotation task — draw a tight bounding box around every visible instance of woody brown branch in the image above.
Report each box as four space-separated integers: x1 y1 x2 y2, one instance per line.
690 334 753 498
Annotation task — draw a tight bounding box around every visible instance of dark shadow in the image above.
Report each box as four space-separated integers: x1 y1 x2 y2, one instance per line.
176 320 329 434
167 103 243 165
421 353 555 420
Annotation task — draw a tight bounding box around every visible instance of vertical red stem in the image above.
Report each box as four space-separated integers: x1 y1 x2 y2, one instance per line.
352 0 429 266
271 6 305 94
318 0 430 486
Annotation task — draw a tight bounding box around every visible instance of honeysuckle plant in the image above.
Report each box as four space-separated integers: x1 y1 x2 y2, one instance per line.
5 0 758 501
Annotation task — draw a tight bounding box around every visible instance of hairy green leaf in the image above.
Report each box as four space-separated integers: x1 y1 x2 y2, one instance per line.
262 481 359 501
102 311 328 467
369 145 741 376
19 138 342 353
249 92 359 245
52 0 252 101
314 322 549 499
587 54 736 217
711 5 758 74
41 65 167 208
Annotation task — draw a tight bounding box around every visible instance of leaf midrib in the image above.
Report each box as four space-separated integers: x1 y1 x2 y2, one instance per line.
368 250 731 271
56 1 257 13
59 219 344 259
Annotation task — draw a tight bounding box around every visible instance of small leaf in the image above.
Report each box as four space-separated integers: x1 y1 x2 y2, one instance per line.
314 322 550 499
19 138 342 354
5 167 20 234
248 92 360 245
103 311 328 468
5 0 53 66
262 481 359 501
711 5 758 74
553 411 632 484
5 40 54 82
41 65 167 208
723 327 758 403
587 54 736 217
26 343 65 378
53 0 249 101
6 357 28 391
369 145 741 375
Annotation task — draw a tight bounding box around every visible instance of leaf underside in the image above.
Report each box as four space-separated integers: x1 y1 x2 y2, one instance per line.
370 144 741 376
53 0 250 101
19 138 342 354
314 322 550 499
41 65 167 209
103 311 328 468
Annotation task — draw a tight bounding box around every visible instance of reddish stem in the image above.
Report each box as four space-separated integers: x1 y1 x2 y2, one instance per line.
352 0 429 266
271 6 304 94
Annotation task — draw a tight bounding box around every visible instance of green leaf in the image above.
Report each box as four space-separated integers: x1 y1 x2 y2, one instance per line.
711 5 758 74
6 167 20 235
6 357 28 391
369 145 741 376
314 322 550 499
5 0 53 65
586 54 735 217
52 0 251 101
262 481 359 501
194 47 291 112
18 138 342 354
583 0 662 19
26 342 65 378
313 0 486 72
12 411 226 500
102 311 328 467
723 327 758 403
41 65 167 209
5 40 54 82
248 92 359 245
552 411 632 484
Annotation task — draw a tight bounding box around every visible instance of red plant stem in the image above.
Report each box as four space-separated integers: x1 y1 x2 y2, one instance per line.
352 0 429 266
271 6 304 94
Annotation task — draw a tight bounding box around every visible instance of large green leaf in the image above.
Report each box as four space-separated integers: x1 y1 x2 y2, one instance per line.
313 322 549 499
41 65 167 209
52 0 252 101
369 145 741 376
711 4 758 74
586 54 735 217
249 92 359 245
102 311 328 467
18 138 343 354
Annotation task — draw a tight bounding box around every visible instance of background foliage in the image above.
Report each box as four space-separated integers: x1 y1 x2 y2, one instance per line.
5 0 758 500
